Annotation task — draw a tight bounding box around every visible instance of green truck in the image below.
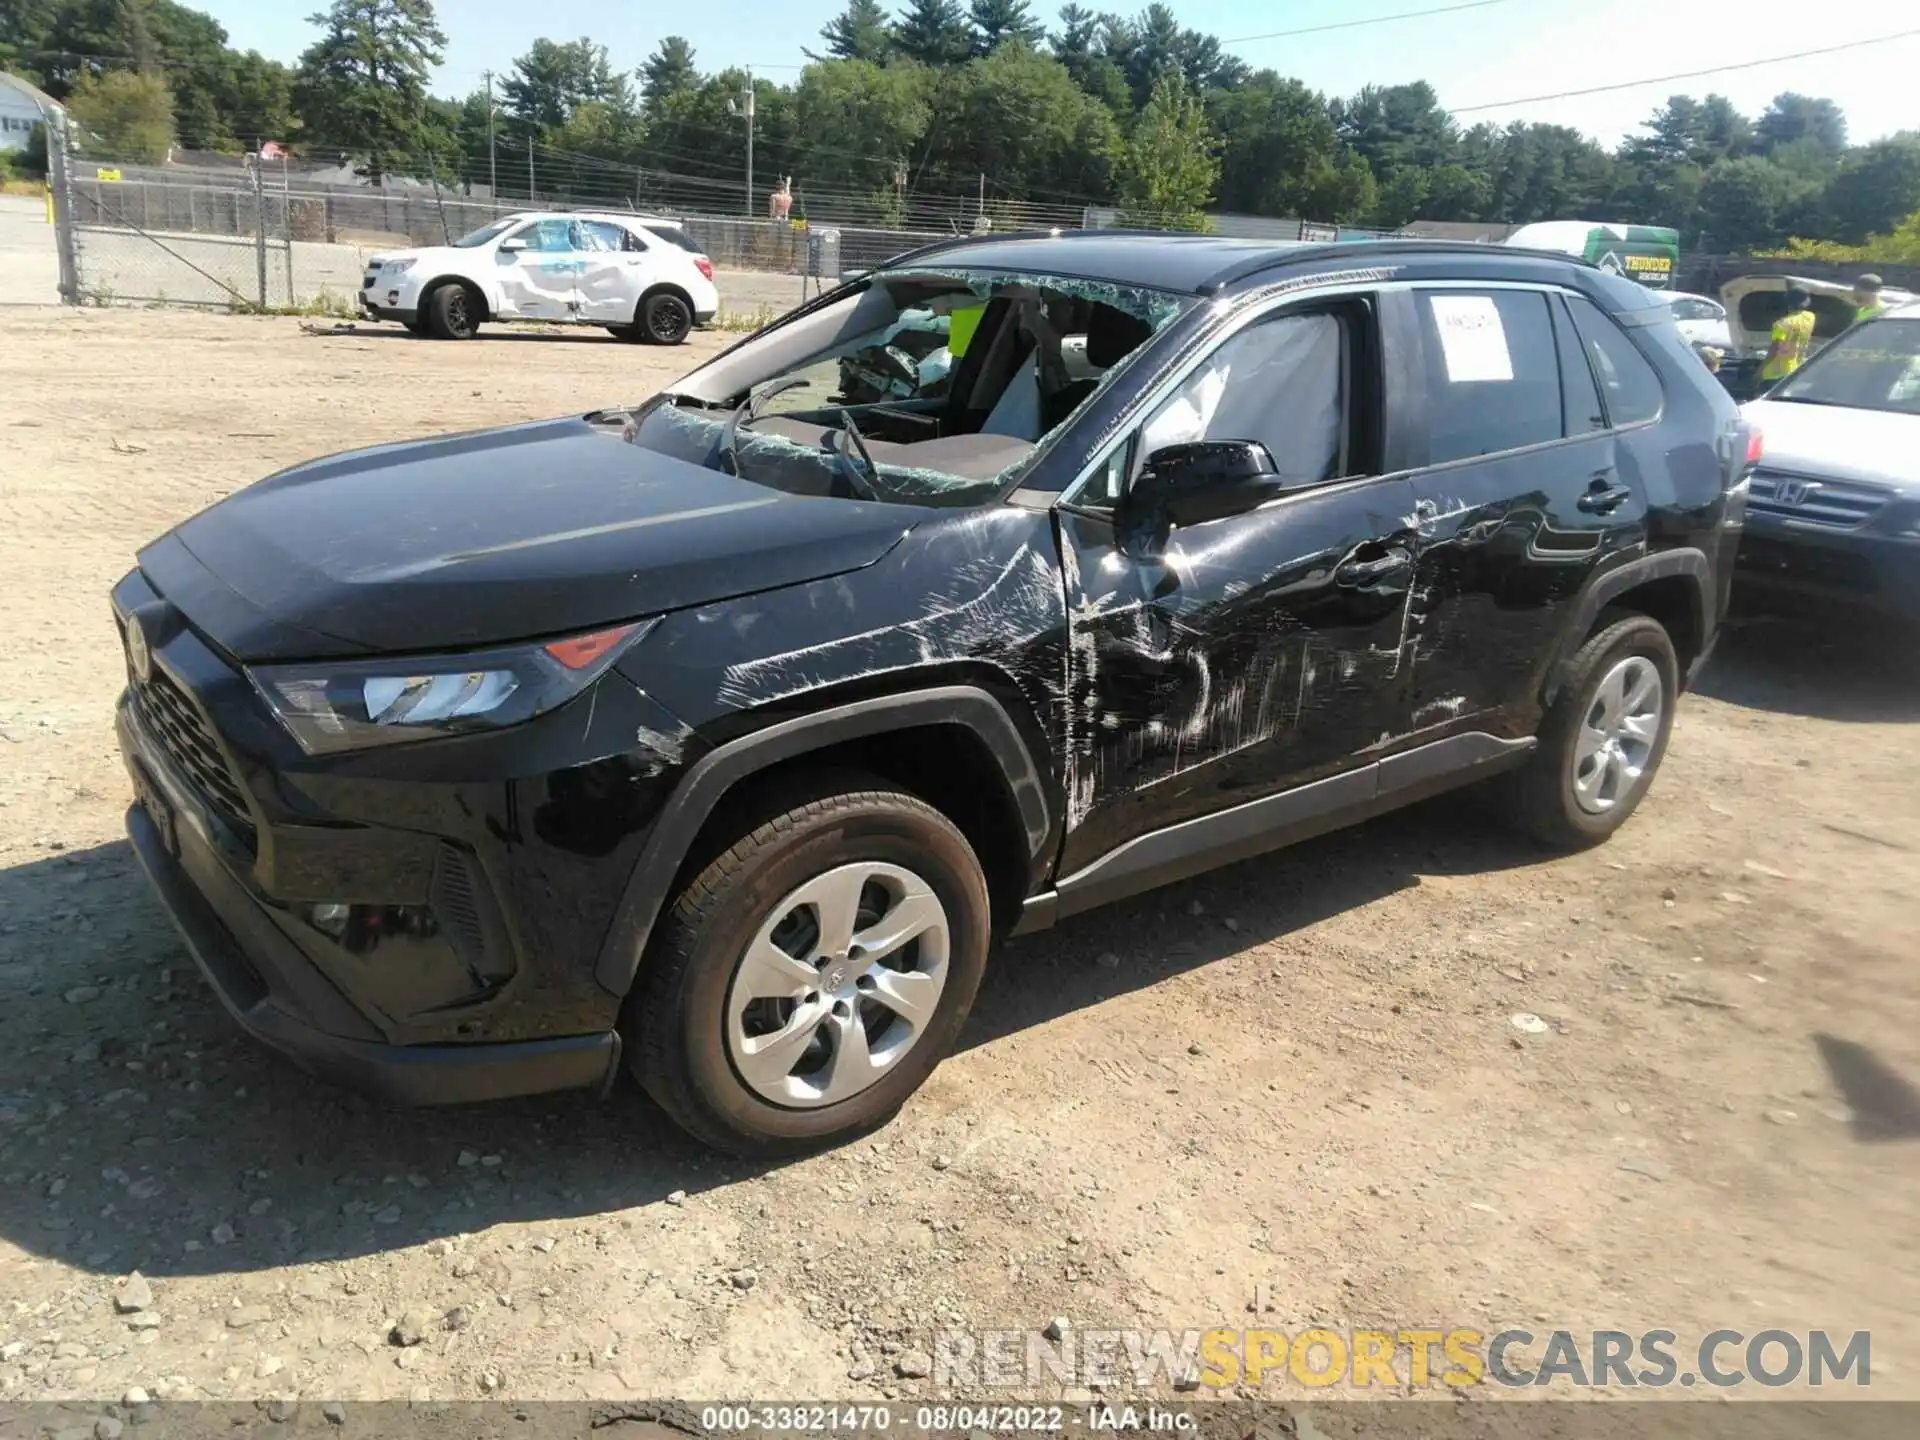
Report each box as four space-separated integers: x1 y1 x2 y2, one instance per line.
1505 221 1681 291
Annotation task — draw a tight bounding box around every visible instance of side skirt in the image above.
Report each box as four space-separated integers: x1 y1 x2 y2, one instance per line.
1012 731 1534 934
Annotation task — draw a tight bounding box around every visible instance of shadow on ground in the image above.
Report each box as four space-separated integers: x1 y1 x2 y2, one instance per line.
0 797 1545 1280
1813 1032 1920 1142
1696 607 1920 724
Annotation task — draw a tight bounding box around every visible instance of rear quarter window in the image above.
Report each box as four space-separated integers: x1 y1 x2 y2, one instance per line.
644 225 698 253
1563 294 1664 427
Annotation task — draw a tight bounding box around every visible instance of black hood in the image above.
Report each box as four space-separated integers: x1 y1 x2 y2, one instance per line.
143 416 915 662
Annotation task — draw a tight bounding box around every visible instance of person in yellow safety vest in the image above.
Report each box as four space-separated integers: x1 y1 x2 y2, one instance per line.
1852 273 1887 326
1761 286 1817 383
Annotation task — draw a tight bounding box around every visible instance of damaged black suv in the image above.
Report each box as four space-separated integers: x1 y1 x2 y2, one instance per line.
113 233 1752 1153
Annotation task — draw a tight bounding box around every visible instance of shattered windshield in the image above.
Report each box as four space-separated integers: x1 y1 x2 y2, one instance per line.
621 267 1190 507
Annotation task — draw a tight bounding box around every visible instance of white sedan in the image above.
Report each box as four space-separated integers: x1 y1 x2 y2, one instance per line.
360 211 720 343
1660 291 1733 353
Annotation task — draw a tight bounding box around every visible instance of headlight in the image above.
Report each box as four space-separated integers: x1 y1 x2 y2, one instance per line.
379 258 416 275
249 619 656 755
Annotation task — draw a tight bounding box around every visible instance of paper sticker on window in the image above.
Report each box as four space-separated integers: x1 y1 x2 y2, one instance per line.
1430 295 1513 383
947 304 984 358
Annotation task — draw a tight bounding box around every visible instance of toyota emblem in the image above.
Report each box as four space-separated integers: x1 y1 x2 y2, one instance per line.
125 612 152 683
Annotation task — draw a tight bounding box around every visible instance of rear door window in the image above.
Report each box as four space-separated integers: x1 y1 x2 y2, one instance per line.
1415 289 1564 462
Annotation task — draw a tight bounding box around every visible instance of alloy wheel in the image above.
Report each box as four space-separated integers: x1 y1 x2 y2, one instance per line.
1573 655 1663 815
725 862 950 1109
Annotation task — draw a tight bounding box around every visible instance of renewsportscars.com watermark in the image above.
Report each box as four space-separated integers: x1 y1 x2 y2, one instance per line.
933 1327 1872 1391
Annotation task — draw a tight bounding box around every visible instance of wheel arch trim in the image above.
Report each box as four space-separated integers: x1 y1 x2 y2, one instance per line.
420 272 494 322
592 685 1051 996
1546 547 1711 704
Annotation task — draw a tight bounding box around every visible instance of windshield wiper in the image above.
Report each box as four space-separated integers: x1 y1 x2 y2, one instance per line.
719 377 810 477
829 409 883 502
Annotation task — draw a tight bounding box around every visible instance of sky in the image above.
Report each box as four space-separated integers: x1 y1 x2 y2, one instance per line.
195 0 1918 147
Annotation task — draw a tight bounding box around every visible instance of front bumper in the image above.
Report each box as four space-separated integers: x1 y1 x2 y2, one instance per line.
117 700 621 1105
1734 516 1920 620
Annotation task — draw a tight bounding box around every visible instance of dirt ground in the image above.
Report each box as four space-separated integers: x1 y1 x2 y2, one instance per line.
2 308 1918 1414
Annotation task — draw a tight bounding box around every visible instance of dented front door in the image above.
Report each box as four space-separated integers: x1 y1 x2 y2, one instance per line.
1055 476 1420 877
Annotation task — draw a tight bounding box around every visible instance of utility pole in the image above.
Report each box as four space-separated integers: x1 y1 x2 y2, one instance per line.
527 135 535 204
483 69 497 201
743 68 756 217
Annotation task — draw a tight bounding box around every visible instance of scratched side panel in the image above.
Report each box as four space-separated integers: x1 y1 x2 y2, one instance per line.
619 504 1072 861
1055 479 1419 877
1401 433 1633 734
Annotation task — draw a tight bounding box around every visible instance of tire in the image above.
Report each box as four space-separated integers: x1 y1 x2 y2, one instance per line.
425 282 480 340
639 291 693 345
628 775 991 1156
1499 614 1679 850
400 315 426 334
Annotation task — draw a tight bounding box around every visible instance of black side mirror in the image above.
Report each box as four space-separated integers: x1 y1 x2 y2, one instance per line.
1129 440 1286 529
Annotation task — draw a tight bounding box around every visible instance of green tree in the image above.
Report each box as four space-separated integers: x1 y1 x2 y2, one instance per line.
221 50 298 148
1210 73 1372 221
24 0 159 96
895 0 972 67
1756 93 1846 156
814 0 893 63
967 0 1044 57
1696 154 1801 250
66 66 173 160
923 45 1117 204
292 0 447 181
790 58 932 205
1049 5 1127 111
1825 134 1920 244
1116 70 1216 227
501 37 625 136
641 35 698 106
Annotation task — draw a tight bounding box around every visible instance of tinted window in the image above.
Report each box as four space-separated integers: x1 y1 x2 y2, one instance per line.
644 224 697 252
1563 294 1663 426
1553 297 1606 434
1417 289 1562 462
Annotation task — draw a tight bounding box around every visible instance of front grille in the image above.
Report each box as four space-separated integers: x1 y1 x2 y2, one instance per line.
129 663 256 847
1749 469 1891 529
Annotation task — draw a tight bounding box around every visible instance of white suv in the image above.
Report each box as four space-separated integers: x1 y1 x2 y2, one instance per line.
360 211 721 343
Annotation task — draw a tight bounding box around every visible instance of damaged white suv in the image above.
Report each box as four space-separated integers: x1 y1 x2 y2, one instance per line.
360 211 720 343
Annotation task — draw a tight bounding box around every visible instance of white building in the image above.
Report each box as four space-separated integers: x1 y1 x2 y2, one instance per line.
0 71 60 153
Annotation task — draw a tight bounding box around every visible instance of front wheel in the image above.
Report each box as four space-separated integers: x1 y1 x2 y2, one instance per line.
1498 614 1679 849
628 777 990 1155
425 283 480 340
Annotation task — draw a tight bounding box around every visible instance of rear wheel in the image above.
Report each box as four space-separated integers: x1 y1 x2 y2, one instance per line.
1498 614 1678 849
628 776 990 1155
639 291 693 345
425 283 481 340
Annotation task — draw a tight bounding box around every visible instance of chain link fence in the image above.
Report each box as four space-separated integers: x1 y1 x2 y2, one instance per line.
45 126 972 316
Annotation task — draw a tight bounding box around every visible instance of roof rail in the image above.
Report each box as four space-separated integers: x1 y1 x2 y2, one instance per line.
1197 237 1584 293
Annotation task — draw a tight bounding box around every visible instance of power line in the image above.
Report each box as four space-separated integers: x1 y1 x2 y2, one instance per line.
1451 27 1920 114
1223 0 1509 47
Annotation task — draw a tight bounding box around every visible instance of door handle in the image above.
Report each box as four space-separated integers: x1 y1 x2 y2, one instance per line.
1334 546 1411 587
1578 476 1634 514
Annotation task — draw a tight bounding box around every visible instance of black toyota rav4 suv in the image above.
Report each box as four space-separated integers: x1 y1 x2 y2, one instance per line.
113 234 1754 1154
